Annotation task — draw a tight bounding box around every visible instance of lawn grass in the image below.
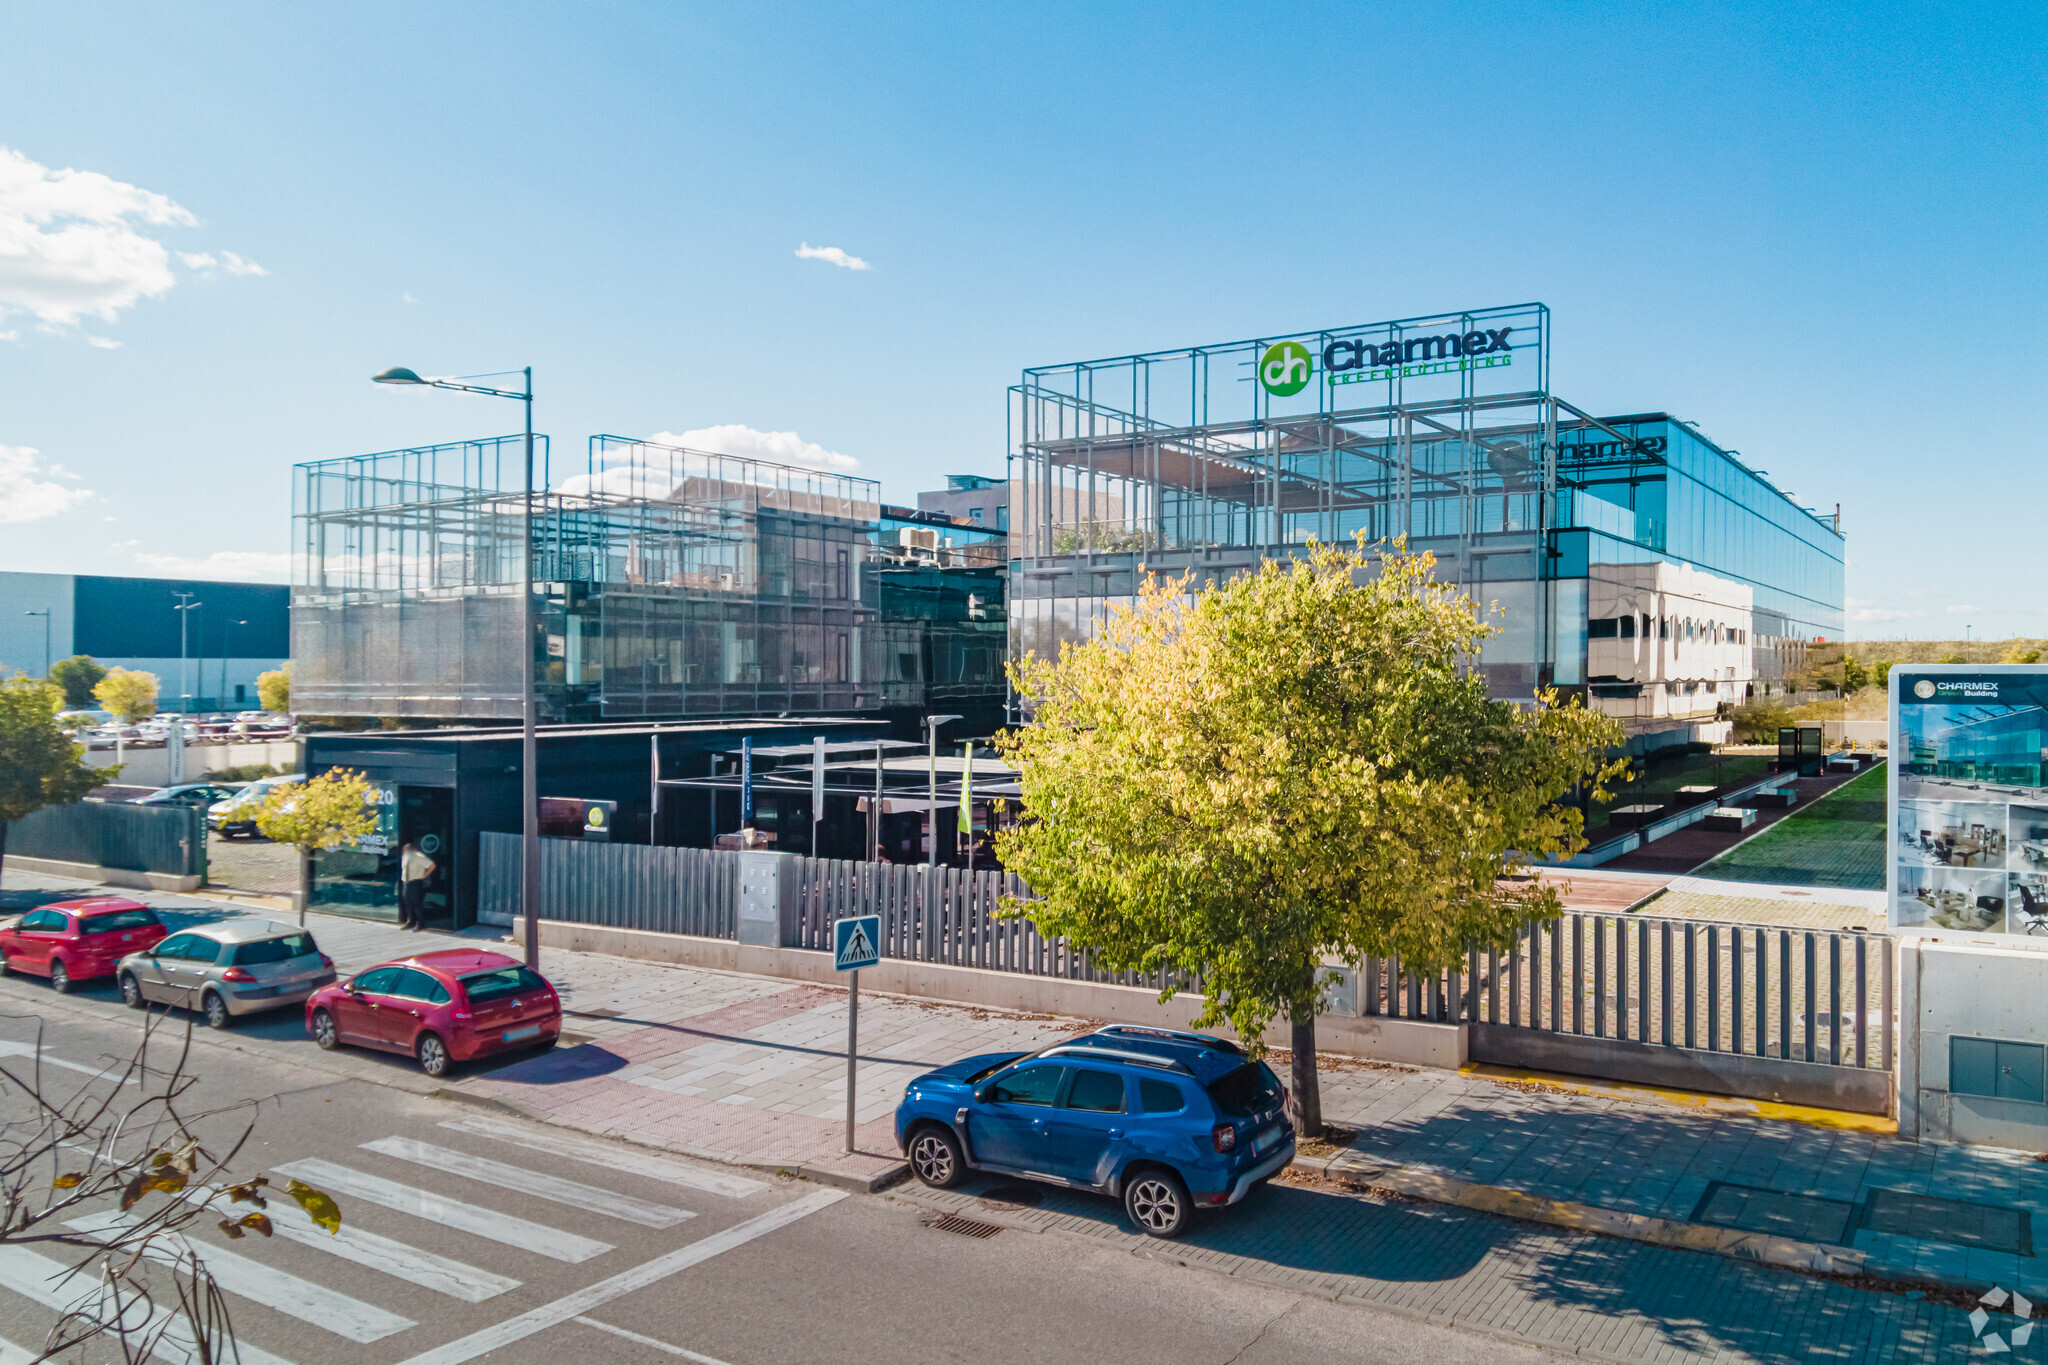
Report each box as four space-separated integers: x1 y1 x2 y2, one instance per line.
1689 763 1888 890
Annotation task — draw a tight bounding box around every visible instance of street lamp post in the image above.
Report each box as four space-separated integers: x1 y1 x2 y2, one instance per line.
23 610 50 678
373 366 540 969
173 594 202 714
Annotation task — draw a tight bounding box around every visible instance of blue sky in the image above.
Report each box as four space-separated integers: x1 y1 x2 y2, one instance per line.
0 1 2040 639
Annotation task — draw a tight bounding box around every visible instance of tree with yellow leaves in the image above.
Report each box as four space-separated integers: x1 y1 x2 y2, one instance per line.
93 667 160 723
995 540 1626 1135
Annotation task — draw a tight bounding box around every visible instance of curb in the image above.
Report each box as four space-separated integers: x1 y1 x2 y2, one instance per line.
1292 1148 1919 1284
430 1085 911 1195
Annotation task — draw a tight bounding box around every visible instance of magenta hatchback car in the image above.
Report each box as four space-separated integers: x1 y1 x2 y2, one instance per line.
305 949 561 1077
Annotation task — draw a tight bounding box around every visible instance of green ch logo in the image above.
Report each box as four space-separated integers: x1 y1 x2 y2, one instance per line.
1259 341 1313 397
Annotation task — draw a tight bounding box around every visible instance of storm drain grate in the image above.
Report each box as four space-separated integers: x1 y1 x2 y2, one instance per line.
925 1214 1004 1239
1863 1188 2034 1256
1690 1182 1860 1245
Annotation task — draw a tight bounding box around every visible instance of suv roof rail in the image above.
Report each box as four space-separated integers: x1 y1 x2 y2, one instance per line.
1040 1044 1192 1074
1095 1024 1242 1054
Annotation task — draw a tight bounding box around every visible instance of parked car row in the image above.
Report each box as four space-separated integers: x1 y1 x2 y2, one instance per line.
0 898 560 1078
70 711 297 749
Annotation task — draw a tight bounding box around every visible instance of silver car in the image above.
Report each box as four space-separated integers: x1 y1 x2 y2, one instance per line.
117 921 337 1029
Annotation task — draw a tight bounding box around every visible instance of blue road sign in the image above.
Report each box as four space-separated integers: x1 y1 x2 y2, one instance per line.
833 914 881 972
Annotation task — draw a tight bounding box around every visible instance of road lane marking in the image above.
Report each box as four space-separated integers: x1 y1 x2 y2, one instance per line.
438 1115 768 1198
0 1039 138 1084
273 1159 613 1263
574 1316 734 1364
390 1188 846 1365
194 1186 519 1302
0 1244 297 1365
65 1212 415 1344
361 1136 696 1229
0 1333 32 1365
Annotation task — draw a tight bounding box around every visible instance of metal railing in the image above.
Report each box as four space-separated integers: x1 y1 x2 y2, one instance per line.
1363 911 1893 1071
479 833 736 937
785 856 1191 991
4 802 204 878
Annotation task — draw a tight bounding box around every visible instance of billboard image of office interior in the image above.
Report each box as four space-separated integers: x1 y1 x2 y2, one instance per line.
1890 669 2048 936
1007 303 1842 745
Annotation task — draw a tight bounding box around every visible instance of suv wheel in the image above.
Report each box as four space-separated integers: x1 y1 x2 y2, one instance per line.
48 960 71 995
908 1126 966 1189
1123 1168 1192 1238
202 991 232 1029
416 1032 450 1078
120 973 144 1009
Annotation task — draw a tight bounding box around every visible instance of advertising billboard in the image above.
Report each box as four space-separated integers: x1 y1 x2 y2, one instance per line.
1889 665 2048 936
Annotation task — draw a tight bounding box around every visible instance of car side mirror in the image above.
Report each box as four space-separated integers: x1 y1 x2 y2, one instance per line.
973 1085 994 1104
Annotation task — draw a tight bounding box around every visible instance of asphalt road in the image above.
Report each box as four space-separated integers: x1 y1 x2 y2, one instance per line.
0 970 1552 1365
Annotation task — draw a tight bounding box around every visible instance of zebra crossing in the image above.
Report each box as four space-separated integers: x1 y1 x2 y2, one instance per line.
0 1114 790 1365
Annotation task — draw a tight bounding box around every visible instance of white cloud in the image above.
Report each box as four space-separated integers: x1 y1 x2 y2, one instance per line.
0 444 95 523
84 335 120 349
556 425 862 500
0 145 263 333
129 549 289 582
662 424 858 471
179 249 265 277
1945 604 1983 615
402 292 418 303
1846 597 1926 624
795 242 871 271
110 538 138 548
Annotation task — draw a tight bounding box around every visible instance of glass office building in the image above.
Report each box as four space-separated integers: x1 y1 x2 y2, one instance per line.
292 433 1009 729
1008 304 1843 741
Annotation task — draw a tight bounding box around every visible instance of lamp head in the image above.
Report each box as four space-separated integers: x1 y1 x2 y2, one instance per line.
372 366 426 385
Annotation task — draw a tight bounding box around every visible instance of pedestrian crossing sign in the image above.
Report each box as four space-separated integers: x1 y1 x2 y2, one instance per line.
833 914 881 972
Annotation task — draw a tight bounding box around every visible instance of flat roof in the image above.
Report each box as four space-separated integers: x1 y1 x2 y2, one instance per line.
308 717 881 745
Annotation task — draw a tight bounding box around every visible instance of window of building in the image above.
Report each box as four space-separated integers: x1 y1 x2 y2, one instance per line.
1620 615 1636 639
969 507 984 525
1588 618 1619 639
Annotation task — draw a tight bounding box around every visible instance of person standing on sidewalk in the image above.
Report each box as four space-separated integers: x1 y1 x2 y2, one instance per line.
398 841 435 931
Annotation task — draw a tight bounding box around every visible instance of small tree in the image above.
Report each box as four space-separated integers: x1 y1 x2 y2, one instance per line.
0 674 108 880
95 667 161 723
996 541 1625 1135
48 654 108 709
255 768 379 922
256 661 291 714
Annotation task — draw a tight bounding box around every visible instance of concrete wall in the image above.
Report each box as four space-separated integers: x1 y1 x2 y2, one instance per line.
1899 934 2048 1148
514 917 1469 1070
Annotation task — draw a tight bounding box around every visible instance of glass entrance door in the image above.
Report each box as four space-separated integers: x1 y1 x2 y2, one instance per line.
399 786 457 930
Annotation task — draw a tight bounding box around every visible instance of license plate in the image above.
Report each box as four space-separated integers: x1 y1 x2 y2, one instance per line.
1253 1126 1282 1156
502 1024 541 1042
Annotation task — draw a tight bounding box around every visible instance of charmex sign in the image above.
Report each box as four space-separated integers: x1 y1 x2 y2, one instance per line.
1323 326 1515 387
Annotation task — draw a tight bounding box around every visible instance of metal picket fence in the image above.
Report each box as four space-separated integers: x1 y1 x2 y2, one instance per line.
479 832 737 937
1360 910 1893 1072
784 856 1191 992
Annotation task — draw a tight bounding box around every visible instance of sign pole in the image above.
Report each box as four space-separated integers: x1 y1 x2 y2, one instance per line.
845 967 859 1153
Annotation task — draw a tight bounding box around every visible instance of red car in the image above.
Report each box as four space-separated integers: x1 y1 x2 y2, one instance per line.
305 949 561 1077
0 899 169 993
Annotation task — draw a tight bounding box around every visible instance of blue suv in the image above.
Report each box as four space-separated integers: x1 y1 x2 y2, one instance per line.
893 1025 1295 1238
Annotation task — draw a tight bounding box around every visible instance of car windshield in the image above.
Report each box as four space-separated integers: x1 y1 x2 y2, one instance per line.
1205 1061 1285 1118
231 934 318 965
79 910 157 934
459 966 548 1003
